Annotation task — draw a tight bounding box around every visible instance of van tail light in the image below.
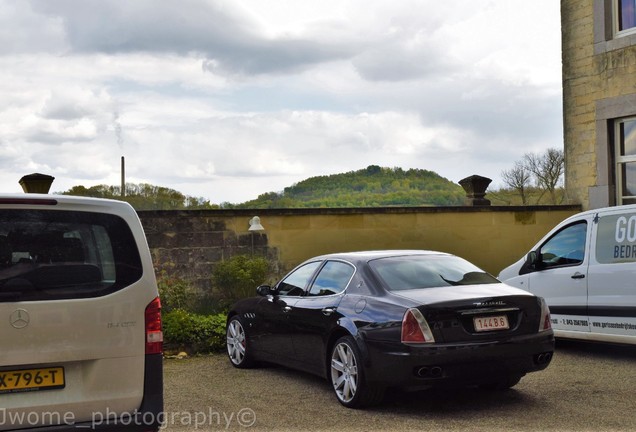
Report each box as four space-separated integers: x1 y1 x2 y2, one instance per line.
539 298 552 332
401 308 435 344
145 297 163 354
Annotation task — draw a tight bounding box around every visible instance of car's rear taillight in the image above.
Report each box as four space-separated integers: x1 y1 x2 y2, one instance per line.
401 308 435 344
145 297 163 354
539 298 552 332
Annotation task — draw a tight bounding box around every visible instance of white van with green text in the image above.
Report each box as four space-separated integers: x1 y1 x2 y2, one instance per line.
499 205 636 345
0 194 163 431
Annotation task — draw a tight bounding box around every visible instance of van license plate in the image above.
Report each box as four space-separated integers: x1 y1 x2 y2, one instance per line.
0 367 65 394
474 315 509 332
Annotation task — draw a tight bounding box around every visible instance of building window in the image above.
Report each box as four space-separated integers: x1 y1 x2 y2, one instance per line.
616 0 636 35
615 117 636 204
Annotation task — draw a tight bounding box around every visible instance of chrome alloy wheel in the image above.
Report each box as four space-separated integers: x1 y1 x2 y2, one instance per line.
226 318 247 366
330 341 359 403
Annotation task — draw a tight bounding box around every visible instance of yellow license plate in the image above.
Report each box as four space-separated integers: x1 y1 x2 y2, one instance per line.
0 367 65 394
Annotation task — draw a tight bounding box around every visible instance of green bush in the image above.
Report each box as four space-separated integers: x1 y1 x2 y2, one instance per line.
163 309 226 353
212 255 269 307
157 255 273 354
156 266 197 313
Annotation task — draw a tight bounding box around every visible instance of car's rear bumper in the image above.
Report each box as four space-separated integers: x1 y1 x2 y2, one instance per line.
363 331 554 389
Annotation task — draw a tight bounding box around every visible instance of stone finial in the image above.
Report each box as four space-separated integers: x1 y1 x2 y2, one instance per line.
19 173 55 194
459 175 492 206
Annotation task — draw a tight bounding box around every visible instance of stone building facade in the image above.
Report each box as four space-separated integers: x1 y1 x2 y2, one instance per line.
562 0 636 209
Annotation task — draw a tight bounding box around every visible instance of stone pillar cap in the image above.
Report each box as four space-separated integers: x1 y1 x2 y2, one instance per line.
458 174 492 206
19 173 55 194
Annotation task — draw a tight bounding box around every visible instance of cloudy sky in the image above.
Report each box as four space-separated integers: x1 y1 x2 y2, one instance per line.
0 0 562 204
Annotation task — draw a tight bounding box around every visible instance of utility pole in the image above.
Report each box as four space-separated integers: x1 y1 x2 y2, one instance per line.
121 156 126 197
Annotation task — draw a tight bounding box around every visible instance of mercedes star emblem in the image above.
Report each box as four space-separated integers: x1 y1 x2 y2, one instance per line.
9 309 29 329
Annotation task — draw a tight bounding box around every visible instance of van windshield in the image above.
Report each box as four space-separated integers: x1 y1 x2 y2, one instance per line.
0 210 142 302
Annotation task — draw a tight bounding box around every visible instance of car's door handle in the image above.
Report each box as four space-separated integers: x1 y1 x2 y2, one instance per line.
571 272 585 279
322 307 336 316
283 306 292 313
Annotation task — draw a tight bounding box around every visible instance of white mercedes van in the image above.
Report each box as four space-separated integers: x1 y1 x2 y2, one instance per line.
0 194 163 431
499 204 636 345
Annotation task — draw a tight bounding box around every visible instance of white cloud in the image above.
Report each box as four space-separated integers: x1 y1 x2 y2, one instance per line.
0 0 563 203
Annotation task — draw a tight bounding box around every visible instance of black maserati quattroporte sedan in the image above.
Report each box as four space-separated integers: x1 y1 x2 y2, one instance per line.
226 250 554 408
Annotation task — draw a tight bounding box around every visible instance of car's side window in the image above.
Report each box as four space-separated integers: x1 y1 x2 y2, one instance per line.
308 261 355 296
277 261 322 296
539 221 587 269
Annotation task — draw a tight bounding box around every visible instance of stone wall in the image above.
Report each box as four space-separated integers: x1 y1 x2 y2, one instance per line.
562 0 636 209
562 0 596 209
138 205 580 292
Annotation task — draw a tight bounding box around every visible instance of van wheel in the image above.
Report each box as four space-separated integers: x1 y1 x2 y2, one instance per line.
226 316 255 368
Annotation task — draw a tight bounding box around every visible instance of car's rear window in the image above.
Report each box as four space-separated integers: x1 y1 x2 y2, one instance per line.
369 255 499 291
0 209 143 302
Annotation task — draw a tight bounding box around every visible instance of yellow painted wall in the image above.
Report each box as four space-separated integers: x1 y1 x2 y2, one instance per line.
140 206 581 290
253 207 580 275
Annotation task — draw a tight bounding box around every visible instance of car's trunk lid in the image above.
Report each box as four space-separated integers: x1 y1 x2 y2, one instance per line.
392 284 542 343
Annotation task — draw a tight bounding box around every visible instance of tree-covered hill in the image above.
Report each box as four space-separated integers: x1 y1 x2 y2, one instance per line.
230 165 464 208
59 183 217 210
58 165 465 209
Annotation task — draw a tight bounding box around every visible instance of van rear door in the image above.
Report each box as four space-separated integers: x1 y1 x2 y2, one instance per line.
0 204 155 430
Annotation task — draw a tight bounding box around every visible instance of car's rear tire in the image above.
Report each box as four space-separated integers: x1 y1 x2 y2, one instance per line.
226 316 255 368
329 336 384 408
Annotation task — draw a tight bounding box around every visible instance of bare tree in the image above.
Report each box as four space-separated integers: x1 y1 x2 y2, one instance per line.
501 162 531 205
522 148 565 204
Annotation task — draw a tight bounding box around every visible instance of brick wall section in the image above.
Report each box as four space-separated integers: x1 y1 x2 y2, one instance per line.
138 206 580 293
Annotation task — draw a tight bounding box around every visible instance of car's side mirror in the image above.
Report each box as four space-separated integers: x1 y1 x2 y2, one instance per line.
256 285 274 297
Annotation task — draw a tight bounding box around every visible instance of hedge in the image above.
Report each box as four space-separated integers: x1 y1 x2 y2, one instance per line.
162 309 227 353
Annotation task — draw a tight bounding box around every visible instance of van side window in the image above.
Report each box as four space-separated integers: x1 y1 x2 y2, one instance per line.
539 222 587 269
595 214 636 263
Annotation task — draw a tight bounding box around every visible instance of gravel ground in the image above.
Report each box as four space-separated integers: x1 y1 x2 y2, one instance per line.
162 341 636 432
